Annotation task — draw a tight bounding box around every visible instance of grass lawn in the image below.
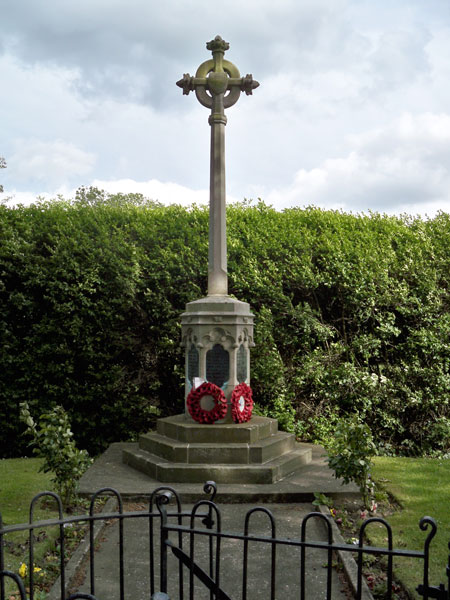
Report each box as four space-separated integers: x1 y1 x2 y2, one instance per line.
0 458 60 597
0 457 54 524
371 456 450 599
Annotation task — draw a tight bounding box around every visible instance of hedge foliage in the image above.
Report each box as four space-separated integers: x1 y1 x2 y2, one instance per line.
1 188 449 457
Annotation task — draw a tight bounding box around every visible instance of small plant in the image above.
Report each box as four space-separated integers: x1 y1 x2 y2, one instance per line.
312 492 333 508
18 562 46 595
20 402 93 508
19 562 44 580
326 414 377 508
329 506 353 528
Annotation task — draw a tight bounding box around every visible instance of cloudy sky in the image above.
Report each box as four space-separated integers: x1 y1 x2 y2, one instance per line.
2 0 450 216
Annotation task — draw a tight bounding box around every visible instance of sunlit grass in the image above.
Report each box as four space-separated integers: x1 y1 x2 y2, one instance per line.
371 456 450 599
0 457 54 524
0 458 58 596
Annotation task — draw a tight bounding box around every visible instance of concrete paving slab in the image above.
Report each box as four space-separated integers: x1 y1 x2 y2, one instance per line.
74 502 350 600
69 441 365 599
78 442 359 503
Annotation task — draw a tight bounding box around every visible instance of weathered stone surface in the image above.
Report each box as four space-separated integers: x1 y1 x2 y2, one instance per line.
82 442 361 503
123 415 312 484
177 36 258 298
248 431 295 464
181 296 254 420
157 414 277 443
237 344 248 383
122 444 312 484
178 37 258 417
138 430 296 466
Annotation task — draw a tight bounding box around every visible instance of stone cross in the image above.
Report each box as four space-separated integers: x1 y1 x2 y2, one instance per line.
177 35 259 296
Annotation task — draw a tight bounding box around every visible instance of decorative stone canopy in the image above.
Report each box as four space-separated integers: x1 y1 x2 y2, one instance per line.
181 296 255 422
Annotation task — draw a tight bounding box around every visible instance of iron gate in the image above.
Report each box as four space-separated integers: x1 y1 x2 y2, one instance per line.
1 483 448 600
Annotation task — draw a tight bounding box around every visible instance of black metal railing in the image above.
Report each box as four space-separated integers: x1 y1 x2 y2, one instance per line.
1 482 449 600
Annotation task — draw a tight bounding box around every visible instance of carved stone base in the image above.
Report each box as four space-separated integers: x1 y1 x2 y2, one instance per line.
122 414 312 484
181 295 254 423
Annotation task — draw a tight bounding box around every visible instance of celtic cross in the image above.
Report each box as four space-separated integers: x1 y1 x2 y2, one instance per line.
177 35 259 296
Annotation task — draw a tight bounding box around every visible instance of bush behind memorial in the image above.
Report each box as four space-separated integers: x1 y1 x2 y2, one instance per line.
1 188 449 457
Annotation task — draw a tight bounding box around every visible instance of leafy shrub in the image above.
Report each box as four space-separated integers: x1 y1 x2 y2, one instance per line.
250 306 296 431
19 402 92 506
0 192 449 457
294 406 342 448
326 415 377 508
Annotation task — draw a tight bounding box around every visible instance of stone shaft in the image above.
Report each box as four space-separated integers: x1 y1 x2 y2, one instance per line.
209 114 227 295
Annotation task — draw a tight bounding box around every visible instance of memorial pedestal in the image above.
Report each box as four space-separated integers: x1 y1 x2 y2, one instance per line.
122 414 312 484
181 295 254 422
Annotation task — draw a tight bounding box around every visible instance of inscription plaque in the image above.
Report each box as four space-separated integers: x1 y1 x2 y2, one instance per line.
237 344 248 383
188 344 199 385
206 343 229 388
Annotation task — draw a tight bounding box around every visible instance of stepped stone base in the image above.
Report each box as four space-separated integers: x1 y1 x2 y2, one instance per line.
122 414 312 484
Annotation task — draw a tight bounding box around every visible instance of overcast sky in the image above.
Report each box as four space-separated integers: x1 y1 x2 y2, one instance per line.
2 0 450 216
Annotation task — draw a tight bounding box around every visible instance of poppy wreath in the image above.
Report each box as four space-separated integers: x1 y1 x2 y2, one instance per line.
230 383 253 423
186 382 227 424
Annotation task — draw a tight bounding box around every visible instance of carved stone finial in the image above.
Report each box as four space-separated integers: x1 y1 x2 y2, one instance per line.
176 73 194 95
241 74 260 95
206 35 230 53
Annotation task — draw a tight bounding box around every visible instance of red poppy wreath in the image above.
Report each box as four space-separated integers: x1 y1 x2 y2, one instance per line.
230 383 253 423
186 382 227 424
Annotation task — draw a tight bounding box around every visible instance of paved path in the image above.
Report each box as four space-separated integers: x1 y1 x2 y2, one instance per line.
69 440 361 599
75 502 349 600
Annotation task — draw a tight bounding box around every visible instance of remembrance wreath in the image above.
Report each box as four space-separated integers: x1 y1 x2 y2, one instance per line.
230 383 253 423
186 382 227 424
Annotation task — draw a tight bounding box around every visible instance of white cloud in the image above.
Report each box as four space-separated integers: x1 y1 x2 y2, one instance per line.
90 178 210 206
8 139 96 187
266 113 450 216
2 1 450 216
0 53 85 138
368 28 432 91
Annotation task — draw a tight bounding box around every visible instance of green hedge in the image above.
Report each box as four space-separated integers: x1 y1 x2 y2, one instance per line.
1 188 449 457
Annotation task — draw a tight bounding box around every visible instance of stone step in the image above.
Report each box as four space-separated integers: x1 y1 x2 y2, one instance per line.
250 431 295 464
122 444 312 484
157 414 278 444
139 430 296 465
272 445 313 479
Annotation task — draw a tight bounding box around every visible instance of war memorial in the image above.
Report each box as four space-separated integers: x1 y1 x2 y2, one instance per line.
73 37 362 599
119 35 315 485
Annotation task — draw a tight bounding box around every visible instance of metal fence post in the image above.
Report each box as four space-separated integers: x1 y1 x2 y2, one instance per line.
156 492 172 595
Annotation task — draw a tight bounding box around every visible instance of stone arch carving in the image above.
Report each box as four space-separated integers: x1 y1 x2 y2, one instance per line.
202 327 235 352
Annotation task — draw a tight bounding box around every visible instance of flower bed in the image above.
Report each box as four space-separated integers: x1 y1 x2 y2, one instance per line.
314 493 408 600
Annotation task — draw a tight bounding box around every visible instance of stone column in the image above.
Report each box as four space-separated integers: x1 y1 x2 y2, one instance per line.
208 106 228 296
177 35 259 298
177 36 258 421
